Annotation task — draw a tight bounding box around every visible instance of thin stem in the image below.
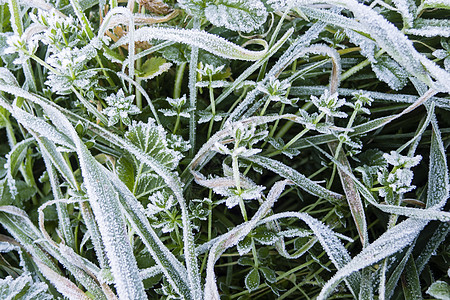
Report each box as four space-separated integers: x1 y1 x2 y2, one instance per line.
188 18 201 157
174 62 187 99
269 111 326 157
207 73 216 140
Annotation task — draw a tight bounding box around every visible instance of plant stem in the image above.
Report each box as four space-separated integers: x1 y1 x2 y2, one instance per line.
174 62 187 99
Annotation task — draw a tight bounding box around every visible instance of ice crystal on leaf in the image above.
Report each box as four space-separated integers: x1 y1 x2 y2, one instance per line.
0 272 52 300
432 39 450 71
296 109 333 134
346 91 373 115
146 190 182 233
310 90 347 118
167 134 191 153
230 122 268 147
146 190 175 215
103 89 141 126
197 111 227 123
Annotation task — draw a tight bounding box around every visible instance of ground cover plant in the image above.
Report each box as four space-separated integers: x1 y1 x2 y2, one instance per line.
0 0 449 299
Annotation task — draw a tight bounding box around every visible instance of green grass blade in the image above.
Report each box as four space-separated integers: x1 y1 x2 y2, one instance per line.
329 142 368 247
401 256 422 299
415 222 450 274
39 105 146 300
318 218 428 300
114 27 269 61
426 116 449 209
105 166 193 299
245 155 343 203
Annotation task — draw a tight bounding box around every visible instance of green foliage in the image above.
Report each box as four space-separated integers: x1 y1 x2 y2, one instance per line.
0 0 448 299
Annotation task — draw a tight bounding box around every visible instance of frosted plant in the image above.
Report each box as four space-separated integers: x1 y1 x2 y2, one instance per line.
197 62 225 78
167 134 191 153
103 89 141 126
30 10 81 51
377 151 422 202
45 46 98 94
346 91 373 115
145 190 183 233
295 109 333 133
256 75 296 105
4 34 38 64
310 89 347 118
432 39 450 71
159 95 190 118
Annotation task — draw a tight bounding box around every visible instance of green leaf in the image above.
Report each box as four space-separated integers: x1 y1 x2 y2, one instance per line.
125 120 181 170
406 18 450 37
245 268 260 291
427 117 449 209
426 281 450 300
0 106 10 129
318 218 428 300
116 156 135 191
371 56 409 90
237 235 252 255
137 57 172 80
179 0 267 32
5 138 34 199
253 228 278 245
415 222 450 274
6 137 33 179
418 0 450 12
259 266 276 284
0 157 6 179
402 256 422 300
204 0 267 32
245 155 343 203
38 104 147 300
385 245 415 299
106 166 193 299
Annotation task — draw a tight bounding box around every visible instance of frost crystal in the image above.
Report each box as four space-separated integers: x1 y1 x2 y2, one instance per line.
103 89 141 126
310 90 347 118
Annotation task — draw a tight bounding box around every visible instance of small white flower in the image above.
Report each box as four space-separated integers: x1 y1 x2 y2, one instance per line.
103 89 140 126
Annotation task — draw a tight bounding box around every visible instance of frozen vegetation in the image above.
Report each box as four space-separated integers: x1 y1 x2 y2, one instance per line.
0 0 449 299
